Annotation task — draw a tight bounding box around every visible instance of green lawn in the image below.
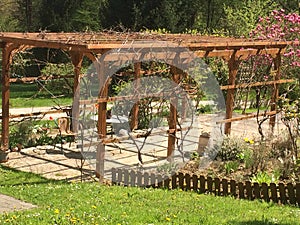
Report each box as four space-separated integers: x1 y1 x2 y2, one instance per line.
0 165 299 225
0 83 72 108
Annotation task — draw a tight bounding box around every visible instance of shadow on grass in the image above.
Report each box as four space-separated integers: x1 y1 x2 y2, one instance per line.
230 220 292 225
0 164 62 187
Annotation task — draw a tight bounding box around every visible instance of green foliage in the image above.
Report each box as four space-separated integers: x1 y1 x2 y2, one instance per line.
9 119 71 149
251 171 280 185
224 161 239 174
0 1 19 31
217 135 248 161
222 0 278 37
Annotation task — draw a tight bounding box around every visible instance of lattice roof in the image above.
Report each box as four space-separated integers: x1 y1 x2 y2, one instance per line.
0 32 293 55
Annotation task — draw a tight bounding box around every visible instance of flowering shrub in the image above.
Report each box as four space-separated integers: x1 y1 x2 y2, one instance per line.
250 9 300 80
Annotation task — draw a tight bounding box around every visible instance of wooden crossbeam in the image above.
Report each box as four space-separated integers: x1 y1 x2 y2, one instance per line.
9 75 74 83
220 79 294 90
216 110 277 124
0 108 71 119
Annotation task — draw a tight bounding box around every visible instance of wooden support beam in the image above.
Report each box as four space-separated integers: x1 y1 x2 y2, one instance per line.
70 51 83 134
130 62 141 130
96 143 105 183
97 60 108 139
269 53 281 131
224 52 240 135
0 108 71 119
1 43 20 153
220 79 294 90
167 66 180 160
216 111 277 124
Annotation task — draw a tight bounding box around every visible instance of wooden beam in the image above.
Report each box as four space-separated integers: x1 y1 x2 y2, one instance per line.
0 108 71 120
130 62 141 130
195 48 284 60
216 111 277 124
1 43 20 152
167 66 180 160
70 51 83 133
97 61 108 139
224 51 240 135
9 75 74 83
220 79 294 90
269 53 281 131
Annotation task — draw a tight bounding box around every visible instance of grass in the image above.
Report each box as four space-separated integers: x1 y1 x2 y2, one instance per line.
0 165 299 225
0 83 72 108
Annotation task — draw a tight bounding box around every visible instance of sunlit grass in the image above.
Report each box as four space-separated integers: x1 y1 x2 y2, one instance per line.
0 165 299 225
0 83 72 108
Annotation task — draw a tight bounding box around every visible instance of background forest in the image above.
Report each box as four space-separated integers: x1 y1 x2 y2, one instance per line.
0 0 299 36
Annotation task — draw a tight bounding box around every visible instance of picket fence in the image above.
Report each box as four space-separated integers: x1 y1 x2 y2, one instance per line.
111 168 300 206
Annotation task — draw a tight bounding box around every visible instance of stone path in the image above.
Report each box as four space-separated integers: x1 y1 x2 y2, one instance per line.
0 194 36 214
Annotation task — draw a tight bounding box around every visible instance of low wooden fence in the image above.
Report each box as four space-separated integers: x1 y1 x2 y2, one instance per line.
111 168 300 206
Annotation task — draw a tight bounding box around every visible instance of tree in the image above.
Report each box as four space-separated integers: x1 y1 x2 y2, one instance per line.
221 0 278 37
39 0 81 31
0 0 19 31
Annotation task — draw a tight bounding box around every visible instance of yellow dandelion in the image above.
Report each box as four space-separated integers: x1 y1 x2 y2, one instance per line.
54 209 60 214
244 137 249 142
249 140 254 144
166 217 171 221
92 205 97 209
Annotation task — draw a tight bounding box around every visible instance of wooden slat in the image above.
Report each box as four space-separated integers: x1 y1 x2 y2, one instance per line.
185 173 191 191
137 171 143 187
253 183 261 200
230 180 236 197
117 168 123 185
214 177 220 196
296 183 300 206
2 108 71 119
287 183 296 205
163 176 171 190
245 181 253 200
111 168 117 185
157 174 163 188
238 182 245 199
278 183 287 204
150 173 156 188
192 174 199 192
172 173 177 189
130 170 136 187
216 111 277 124
261 183 270 202
178 172 185 190
123 169 129 186
220 79 294 90
222 179 228 196
199 176 206 193
207 176 213 193
9 75 74 83
144 172 149 187
270 183 278 203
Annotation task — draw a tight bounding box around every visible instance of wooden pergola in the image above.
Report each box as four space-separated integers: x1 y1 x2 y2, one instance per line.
0 32 294 163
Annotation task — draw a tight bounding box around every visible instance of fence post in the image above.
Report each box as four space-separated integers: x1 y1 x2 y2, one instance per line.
287 183 296 205
270 183 278 203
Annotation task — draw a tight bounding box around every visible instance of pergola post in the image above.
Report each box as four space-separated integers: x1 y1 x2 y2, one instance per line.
96 59 108 182
167 66 180 160
269 53 281 131
70 51 83 133
224 52 240 135
130 62 141 130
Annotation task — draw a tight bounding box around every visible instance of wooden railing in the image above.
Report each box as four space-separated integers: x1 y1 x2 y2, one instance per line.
111 168 300 206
